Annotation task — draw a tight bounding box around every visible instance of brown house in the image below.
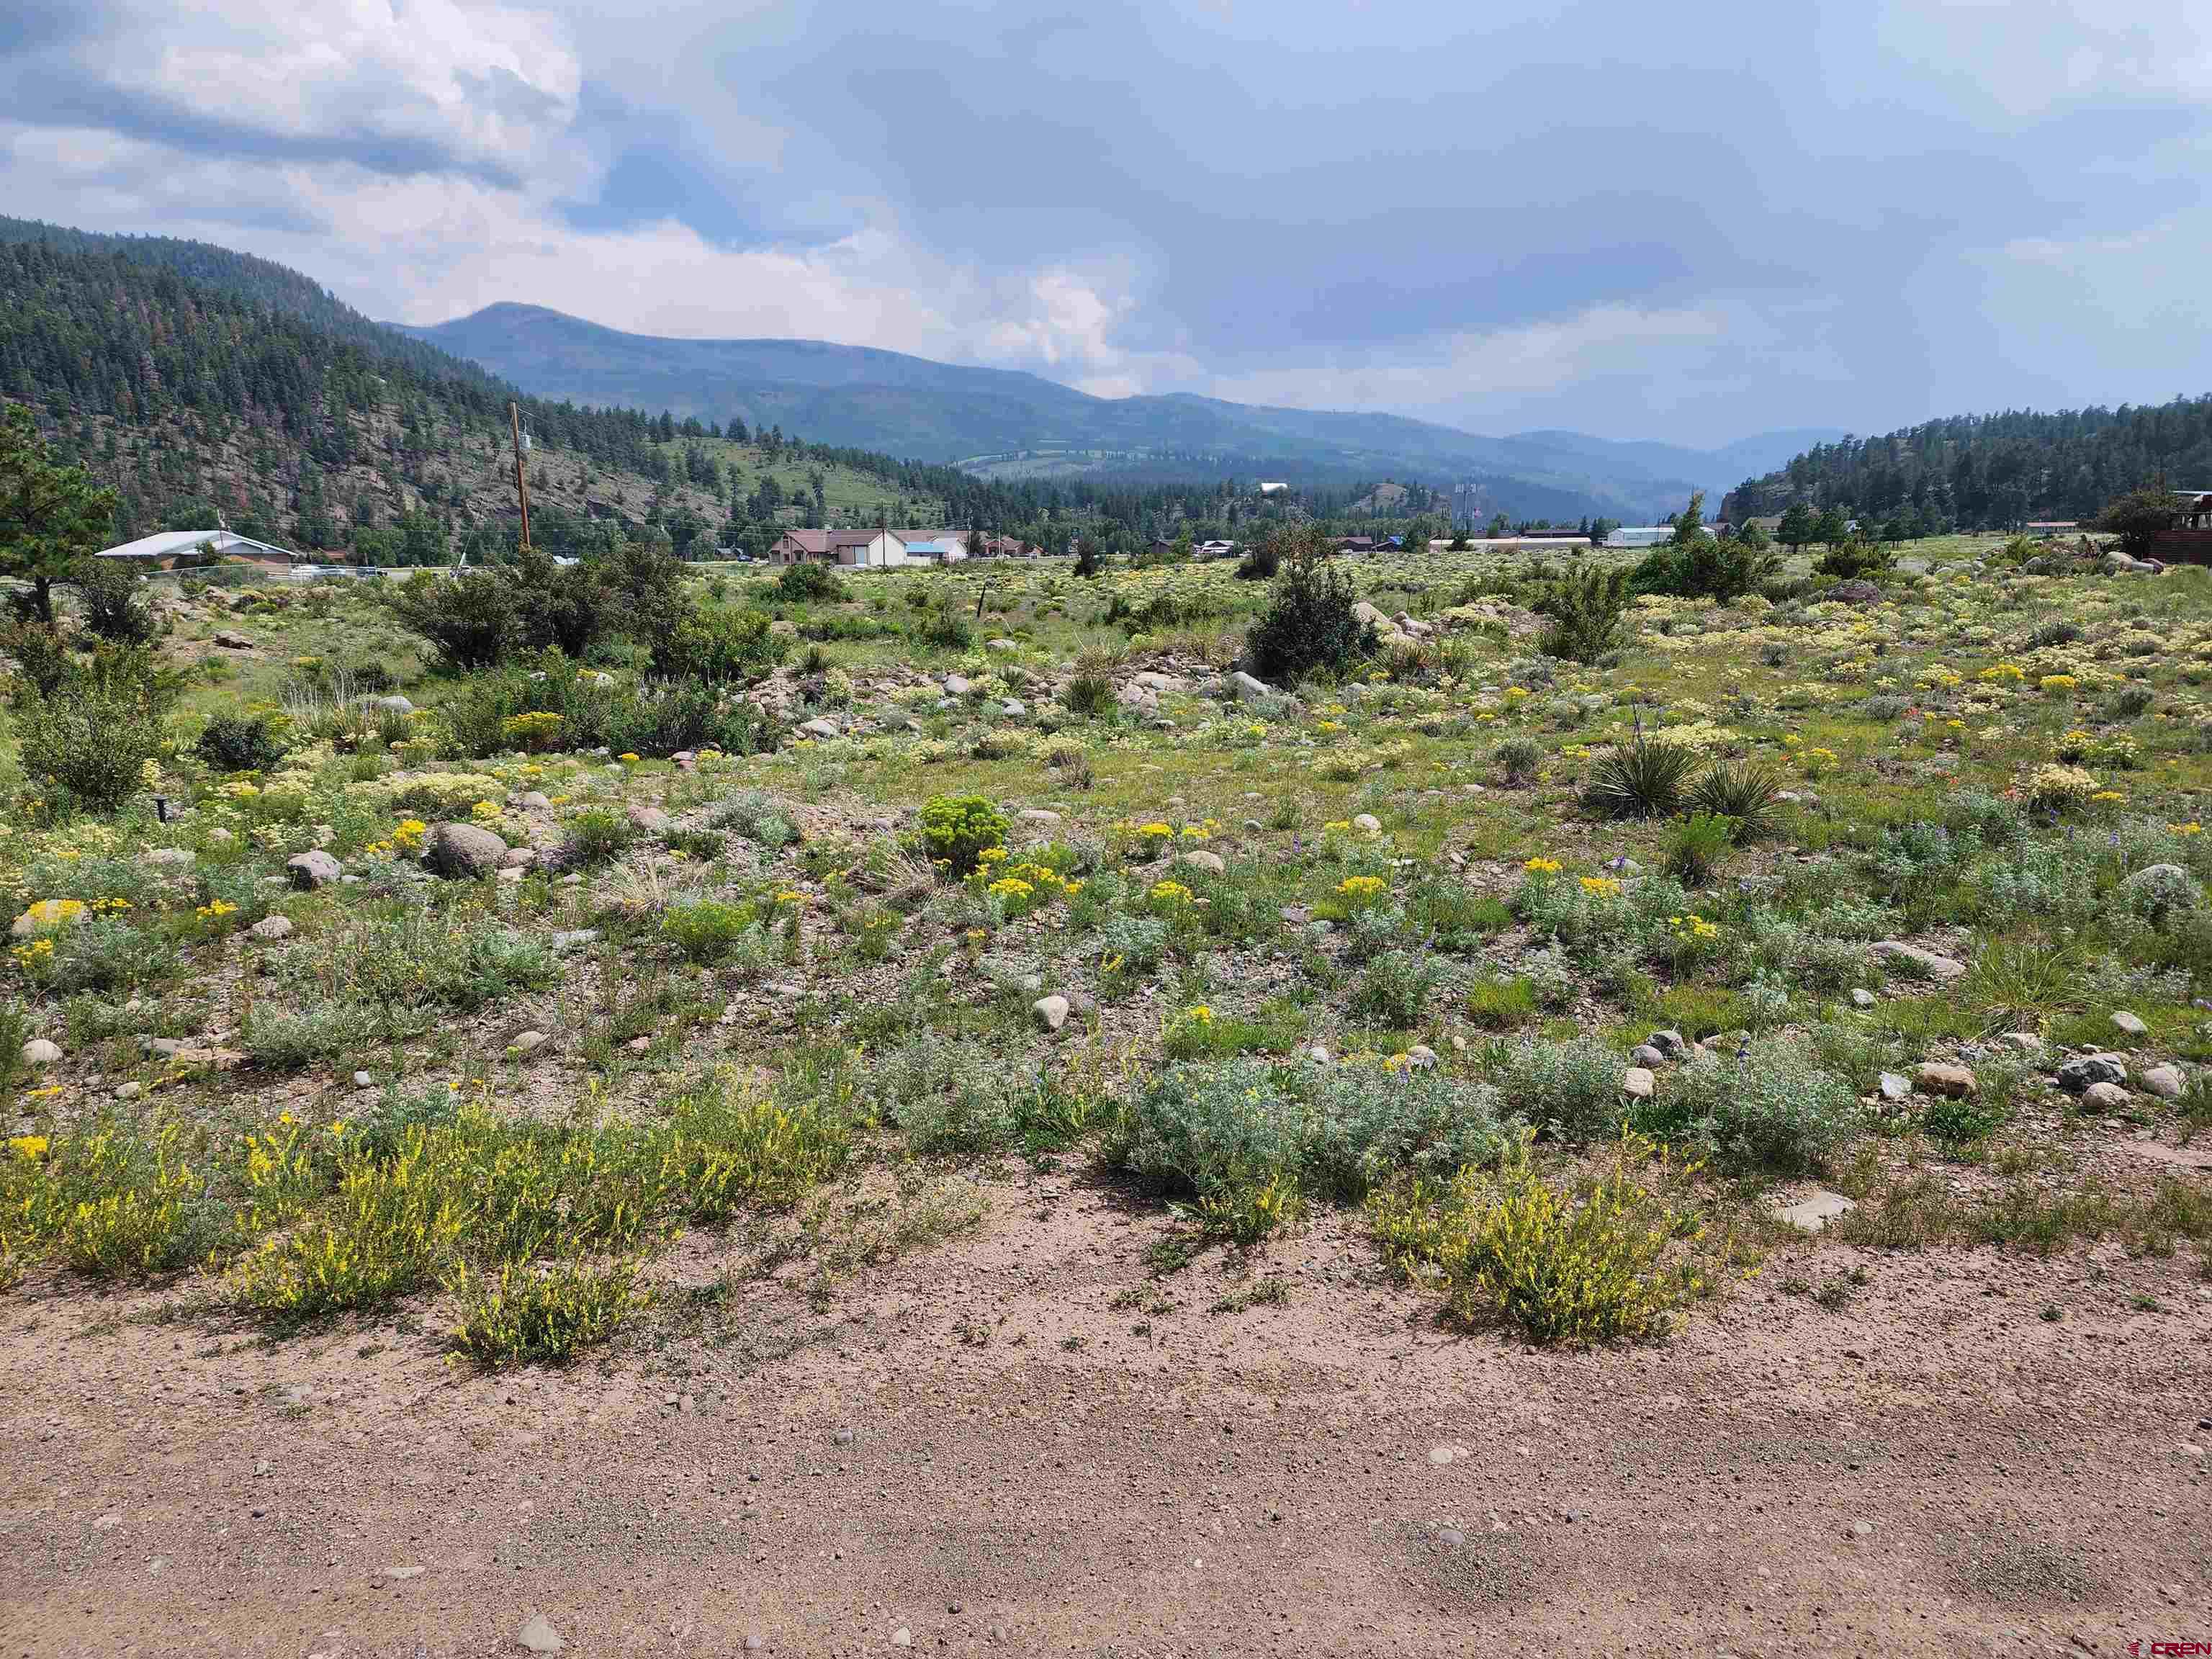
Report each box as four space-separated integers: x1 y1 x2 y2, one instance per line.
766 529 834 565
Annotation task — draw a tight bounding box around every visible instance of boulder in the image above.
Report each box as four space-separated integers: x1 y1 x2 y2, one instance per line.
1871 940 1967 982
1620 1067 1655 1100
213 630 253 649
2140 1064 2185 1101
247 914 294 943
1876 1071 1913 1102
798 717 843 742
2080 1080 2131 1112
1352 812 1383 834
943 674 971 697
1032 995 1071 1033
1645 1029 1689 1061
2056 1052 2128 1094
2121 861 2201 920
1849 988 1876 1009
422 822 509 879
1229 670 1274 703
21 1038 62 1069
1774 1188 1856 1234
1017 808 1062 824
1827 579 1881 605
626 805 672 834
143 848 196 868
1178 849 1226 876
286 850 342 891
2110 1010 2149 1040
498 848 539 870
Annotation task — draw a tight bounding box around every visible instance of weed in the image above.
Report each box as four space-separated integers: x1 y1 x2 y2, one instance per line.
448 1254 647 1367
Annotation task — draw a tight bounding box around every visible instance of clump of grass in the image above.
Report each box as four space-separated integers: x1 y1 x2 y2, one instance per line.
1368 1129 1704 1346
1465 976 1539 1030
448 1255 647 1367
1660 810 1736 882
1493 735 1543 786
1349 949 1437 1028
660 897 759 964
562 806 638 866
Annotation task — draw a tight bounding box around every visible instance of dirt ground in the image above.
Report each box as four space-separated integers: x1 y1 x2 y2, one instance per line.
3 1161 2208 1659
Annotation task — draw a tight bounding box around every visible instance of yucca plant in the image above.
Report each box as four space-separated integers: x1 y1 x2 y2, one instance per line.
1689 757 1786 840
1581 736 1698 819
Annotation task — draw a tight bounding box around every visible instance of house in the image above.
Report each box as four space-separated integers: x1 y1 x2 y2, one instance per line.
1333 535 1377 554
1256 481 1290 495
899 535 966 564
766 529 835 565
93 527 305 571
1195 539 1239 560
830 529 909 568
972 534 1040 559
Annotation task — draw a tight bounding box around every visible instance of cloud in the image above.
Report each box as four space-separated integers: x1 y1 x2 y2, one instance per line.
2 0 2210 446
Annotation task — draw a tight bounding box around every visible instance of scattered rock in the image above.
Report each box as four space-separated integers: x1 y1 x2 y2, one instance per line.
1017 809 1061 824
1404 1044 1438 1071
143 848 195 868
2140 1064 2185 1101
1998 1032 2044 1053
511 1030 549 1055
943 674 971 697
798 717 844 742
499 848 539 870
1774 1189 1856 1234
1915 1062 1977 1099
385 1565 425 1581
1033 995 1070 1033
1646 1030 1689 1060
212 629 253 649
626 805 672 834
1870 940 1966 982
1849 988 1876 1010
285 850 342 891
422 822 509 879
1229 670 1274 703
247 914 293 942
1352 813 1382 834
550 930 599 953
2110 1010 2149 1040
518 791 553 810
353 1071 374 1088
1620 1066 1655 1100
891 1629 913 1649
1631 1044 1665 1069
1876 1071 1912 1102
1179 849 1226 876
22 1038 62 1068
1001 699 1028 718
516 1614 565 1653
1828 580 1881 606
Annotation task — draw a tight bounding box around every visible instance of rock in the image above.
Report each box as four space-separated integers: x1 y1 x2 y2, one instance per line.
353 1071 374 1088
518 791 553 810
1915 1062 1977 1099
1229 670 1274 703
798 716 843 742
986 638 1020 653
2081 1080 2131 1112
1646 1029 1689 1060
247 914 293 942
385 1565 425 1581
1000 699 1027 718
1876 1071 1912 1102
1850 988 1876 1010
1405 1044 1438 1071
1307 1046 1331 1065
625 1035 651 1053
1774 1189 1856 1234
1280 906 1312 926
2141 1064 2185 1101
213 629 253 649
1351 813 1382 834
113 1082 141 1100
549 929 599 953
511 1030 549 1055
1179 849 1226 876
626 805 671 834
2057 1052 2128 1093
1630 1044 1665 1069
1849 1519 1875 1539
2110 1010 2149 1040
143 848 195 867
12 899 89 937
516 1614 565 1653
22 1038 62 1068
285 850 342 891
2121 862 2202 920
1017 809 1061 824
1033 995 1070 1033
422 822 508 879
1827 579 1881 605
374 695 416 716
1998 1032 2044 1053
1620 1066 1655 1100
891 1629 913 1649
1871 940 1967 982
943 674 971 697
499 848 538 870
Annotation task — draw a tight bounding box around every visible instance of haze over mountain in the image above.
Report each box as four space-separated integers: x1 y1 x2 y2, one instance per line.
398 304 1838 522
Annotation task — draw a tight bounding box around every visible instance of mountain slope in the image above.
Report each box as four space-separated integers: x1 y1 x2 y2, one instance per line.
1722 400 2212 529
397 302 1821 520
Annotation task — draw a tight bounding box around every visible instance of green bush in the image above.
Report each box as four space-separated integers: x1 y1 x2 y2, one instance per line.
195 714 289 773
775 561 842 603
1625 1038 1857 1169
1493 735 1543 784
917 793 1009 875
1349 949 1437 1028
389 570 517 670
1660 811 1736 882
1688 757 1784 840
1244 554 1377 685
12 647 174 811
660 897 757 963
448 1254 645 1367
655 605 785 685
73 559 159 645
1488 1037 1624 1142
1537 566 1630 663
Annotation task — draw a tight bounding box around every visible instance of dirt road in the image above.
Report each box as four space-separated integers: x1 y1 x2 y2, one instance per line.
4 1171 2207 1657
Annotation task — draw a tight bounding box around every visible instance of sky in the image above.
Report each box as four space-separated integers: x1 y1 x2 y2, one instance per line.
1 0 2207 448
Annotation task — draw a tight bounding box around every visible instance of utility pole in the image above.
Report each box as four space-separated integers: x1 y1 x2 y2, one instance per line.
510 401 533 552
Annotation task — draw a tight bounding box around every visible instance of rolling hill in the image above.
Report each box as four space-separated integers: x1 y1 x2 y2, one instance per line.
397 303 1838 522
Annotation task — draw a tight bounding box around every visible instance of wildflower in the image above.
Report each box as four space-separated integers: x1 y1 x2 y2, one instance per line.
976 845 1010 865
1148 878 1195 908
392 819 428 851
1187 1004 1214 1025
618 752 642 763
14 899 86 933
2168 822 2203 836
1336 875 1388 904
1321 819 1352 834
1579 875 1622 897
8 1134 50 1160
1523 857 1563 876
986 876 1034 902
773 890 809 907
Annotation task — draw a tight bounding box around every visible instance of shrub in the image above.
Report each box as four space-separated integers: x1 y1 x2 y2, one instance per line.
195 714 289 773
1688 757 1784 840
73 559 159 645
1812 539 1895 582
13 647 174 811
711 789 796 848
917 793 1010 876
1626 1039 1857 1169
1488 1038 1624 1142
1367 1129 1702 1345
563 807 639 866
1349 950 1437 1028
2097 486 2182 555
1660 811 1736 883
1633 535 1779 599
1466 976 1540 1029
1064 670 1116 717
10 1117 221 1279
655 605 785 684
661 1067 853 1215
775 561 842 603
1537 566 1630 662
448 1254 645 1367
1244 554 1376 685
1582 737 1698 819
389 570 517 670
1493 735 1543 785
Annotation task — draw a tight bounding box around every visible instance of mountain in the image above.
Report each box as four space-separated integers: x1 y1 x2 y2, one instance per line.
1721 400 2212 530
397 303 1834 522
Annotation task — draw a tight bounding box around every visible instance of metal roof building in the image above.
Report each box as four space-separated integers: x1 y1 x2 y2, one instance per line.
94 529 302 564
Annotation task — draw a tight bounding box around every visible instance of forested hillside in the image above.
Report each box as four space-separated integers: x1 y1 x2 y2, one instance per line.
0 221 1295 562
1724 397 2212 530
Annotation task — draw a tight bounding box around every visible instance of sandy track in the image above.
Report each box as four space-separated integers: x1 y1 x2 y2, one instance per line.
4 1172 2208 1658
